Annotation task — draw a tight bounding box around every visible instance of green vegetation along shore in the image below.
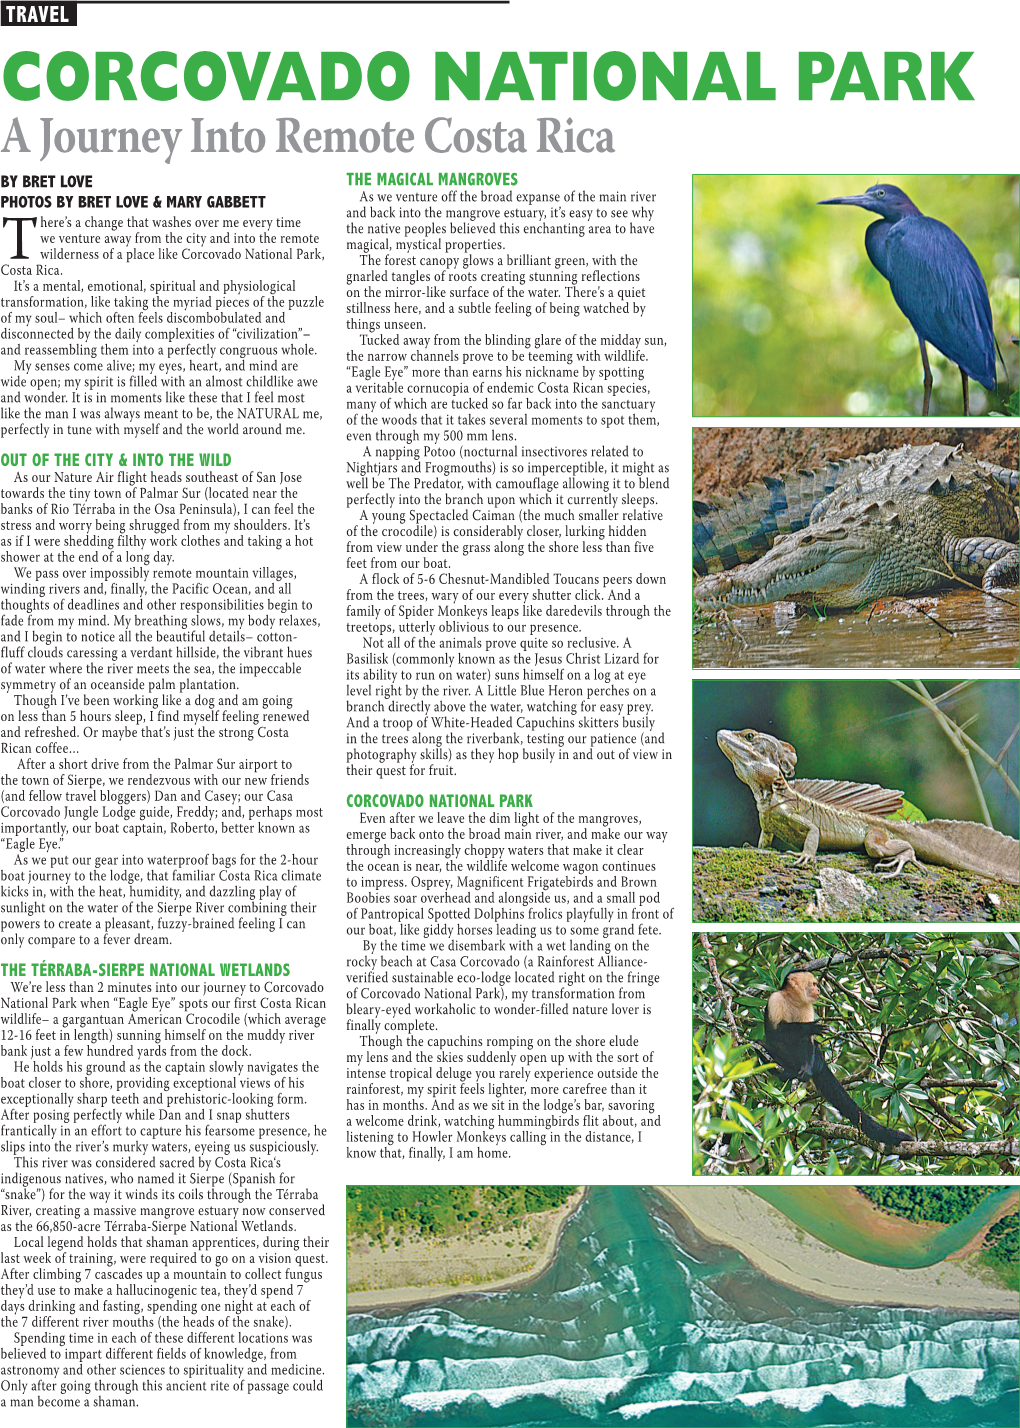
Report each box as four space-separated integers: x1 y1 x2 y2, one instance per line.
861 1187 1018 1289
347 1186 584 1308
348 1186 578 1244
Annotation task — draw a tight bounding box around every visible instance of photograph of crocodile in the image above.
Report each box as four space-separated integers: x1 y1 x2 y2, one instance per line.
692 678 1019 923
693 428 1018 669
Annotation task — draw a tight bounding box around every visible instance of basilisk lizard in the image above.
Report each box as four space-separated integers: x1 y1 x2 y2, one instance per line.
717 728 1020 886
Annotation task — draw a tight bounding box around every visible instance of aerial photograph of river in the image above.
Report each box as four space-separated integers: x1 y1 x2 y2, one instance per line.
346 1184 1019 1426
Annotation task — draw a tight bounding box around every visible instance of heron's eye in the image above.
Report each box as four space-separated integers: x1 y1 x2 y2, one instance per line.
874 188 885 197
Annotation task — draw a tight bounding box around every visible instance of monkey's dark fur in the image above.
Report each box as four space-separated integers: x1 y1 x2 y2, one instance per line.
764 971 911 1148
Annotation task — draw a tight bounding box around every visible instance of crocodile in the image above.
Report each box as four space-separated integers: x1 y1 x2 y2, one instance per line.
717 728 1020 886
694 443 1018 610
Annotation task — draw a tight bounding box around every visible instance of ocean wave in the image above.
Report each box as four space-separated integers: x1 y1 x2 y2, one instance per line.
736 1366 986 1411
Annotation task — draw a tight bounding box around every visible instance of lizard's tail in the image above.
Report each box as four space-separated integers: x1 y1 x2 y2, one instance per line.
912 820 1020 887
810 1059 911 1148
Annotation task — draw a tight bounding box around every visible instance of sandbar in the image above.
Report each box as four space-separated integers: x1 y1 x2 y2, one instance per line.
347 1189 586 1311
658 1185 1018 1314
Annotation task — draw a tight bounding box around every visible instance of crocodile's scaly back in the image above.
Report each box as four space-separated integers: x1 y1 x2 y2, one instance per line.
693 459 852 574
694 443 1018 608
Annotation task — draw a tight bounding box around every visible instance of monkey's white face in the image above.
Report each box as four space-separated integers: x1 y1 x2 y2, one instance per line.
787 972 821 1006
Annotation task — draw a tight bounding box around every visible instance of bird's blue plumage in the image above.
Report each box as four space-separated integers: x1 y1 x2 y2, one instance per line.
819 183 1000 407
866 214 996 390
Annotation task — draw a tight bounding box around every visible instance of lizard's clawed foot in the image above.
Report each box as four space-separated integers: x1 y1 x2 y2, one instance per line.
874 852 928 879
793 853 816 868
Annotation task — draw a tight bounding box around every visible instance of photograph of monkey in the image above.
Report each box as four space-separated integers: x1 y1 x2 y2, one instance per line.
693 931 1019 1176
765 970 910 1147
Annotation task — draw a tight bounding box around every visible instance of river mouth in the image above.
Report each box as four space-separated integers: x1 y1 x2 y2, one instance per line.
752 1186 1018 1269
347 1185 1019 1426
694 588 1019 670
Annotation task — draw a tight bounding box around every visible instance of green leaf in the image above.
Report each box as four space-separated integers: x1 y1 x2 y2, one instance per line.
887 798 927 824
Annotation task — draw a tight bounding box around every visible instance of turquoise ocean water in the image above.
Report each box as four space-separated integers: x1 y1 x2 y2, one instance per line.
346 1185 1018 1427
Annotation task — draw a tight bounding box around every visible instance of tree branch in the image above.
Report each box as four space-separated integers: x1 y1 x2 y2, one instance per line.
921 1077 1004 1088
703 1130 729 1176
699 931 740 1039
806 1120 1018 1159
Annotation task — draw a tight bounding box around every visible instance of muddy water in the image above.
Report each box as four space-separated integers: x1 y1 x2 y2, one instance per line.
694 588 1019 670
752 1186 1018 1270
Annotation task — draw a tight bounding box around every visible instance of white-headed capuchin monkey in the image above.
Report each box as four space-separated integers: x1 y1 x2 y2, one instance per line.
764 971 911 1148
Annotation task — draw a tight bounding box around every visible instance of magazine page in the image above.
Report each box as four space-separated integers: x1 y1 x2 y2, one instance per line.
0 5 1017 1428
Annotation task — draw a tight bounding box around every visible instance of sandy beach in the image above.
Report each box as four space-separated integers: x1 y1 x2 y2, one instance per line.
658 1185 1018 1314
347 1188 586 1310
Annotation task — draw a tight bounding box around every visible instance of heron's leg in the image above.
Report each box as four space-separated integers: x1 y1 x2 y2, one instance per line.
961 370 970 416
918 336 932 416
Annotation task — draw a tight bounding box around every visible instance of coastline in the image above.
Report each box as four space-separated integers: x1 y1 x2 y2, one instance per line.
657 1185 1018 1314
347 1188 586 1312
949 1189 1020 1260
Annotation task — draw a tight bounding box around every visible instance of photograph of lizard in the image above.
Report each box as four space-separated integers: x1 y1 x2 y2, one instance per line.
717 727 1019 886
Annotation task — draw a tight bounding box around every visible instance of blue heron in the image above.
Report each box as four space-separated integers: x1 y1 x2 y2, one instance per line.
819 182 1001 415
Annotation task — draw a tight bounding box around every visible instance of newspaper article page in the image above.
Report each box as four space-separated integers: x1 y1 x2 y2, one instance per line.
0 4 1017 1427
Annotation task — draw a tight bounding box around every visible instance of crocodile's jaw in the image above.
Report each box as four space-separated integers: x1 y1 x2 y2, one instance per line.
695 533 886 610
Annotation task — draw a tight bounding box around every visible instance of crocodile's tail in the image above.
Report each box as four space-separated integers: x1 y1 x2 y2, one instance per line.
694 460 857 576
908 819 1020 887
975 457 1019 499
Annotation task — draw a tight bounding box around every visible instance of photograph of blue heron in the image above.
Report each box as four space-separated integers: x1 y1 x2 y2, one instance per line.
693 175 1019 418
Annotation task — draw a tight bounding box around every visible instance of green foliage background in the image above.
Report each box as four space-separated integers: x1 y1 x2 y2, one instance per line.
347 1186 577 1243
861 1188 1018 1288
692 932 1019 1176
693 174 1019 417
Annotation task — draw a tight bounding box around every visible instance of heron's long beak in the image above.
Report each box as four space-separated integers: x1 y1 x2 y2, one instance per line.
817 194 872 208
